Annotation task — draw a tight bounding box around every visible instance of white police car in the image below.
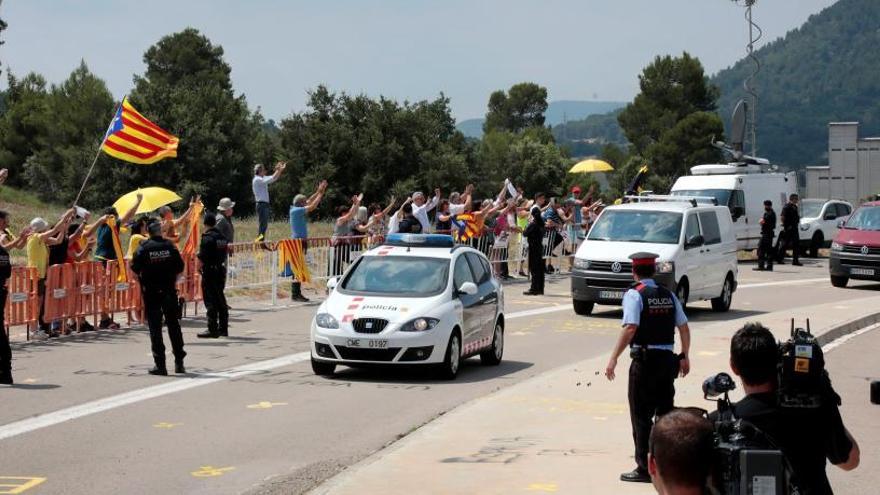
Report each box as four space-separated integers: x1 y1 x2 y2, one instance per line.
310 234 505 380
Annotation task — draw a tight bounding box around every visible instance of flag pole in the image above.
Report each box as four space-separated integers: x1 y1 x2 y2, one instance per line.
72 98 123 207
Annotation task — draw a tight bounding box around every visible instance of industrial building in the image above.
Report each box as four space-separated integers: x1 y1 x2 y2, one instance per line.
806 122 880 205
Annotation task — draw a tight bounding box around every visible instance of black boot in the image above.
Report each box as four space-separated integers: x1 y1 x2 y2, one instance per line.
291 281 310 302
175 360 186 374
620 468 650 483
148 365 168 376
197 330 219 339
0 370 12 385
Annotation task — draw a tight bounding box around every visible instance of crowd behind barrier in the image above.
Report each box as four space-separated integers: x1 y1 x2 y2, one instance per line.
3 231 579 340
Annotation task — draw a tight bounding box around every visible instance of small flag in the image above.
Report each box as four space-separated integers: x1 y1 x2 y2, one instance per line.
451 213 482 242
102 97 179 165
625 165 649 196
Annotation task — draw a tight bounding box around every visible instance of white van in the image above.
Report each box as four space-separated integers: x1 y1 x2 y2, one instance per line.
571 199 738 316
670 164 798 251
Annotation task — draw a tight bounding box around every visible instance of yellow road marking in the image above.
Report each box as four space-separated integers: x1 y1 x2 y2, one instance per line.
246 401 288 409
153 422 183 429
527 483 559 492
191 466 235 478
0 477 47 494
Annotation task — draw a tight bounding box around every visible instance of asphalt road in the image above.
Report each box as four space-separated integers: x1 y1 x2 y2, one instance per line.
0 258 873 495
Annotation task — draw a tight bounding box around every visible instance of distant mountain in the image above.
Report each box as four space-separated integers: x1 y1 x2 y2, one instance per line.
712 0 880 168
456 100 625 138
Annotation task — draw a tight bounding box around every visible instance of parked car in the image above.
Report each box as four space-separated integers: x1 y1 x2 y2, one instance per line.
829 202 880 288
798 199 852 258
571 197 738 315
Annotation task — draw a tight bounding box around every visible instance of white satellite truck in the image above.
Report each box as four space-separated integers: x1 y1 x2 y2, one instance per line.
669 101 798 251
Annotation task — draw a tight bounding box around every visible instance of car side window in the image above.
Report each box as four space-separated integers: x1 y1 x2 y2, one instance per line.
685 213 701 243
453 256 475 290
698 211 722 245
836 203 851 217
465 253 490 284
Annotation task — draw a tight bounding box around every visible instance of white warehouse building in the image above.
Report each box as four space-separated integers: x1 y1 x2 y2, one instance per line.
806 122 880 205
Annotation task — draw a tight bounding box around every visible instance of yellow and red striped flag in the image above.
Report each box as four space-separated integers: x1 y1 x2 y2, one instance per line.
101 97 179 165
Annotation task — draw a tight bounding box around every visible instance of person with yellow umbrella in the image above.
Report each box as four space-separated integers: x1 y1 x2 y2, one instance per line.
93 192 143 329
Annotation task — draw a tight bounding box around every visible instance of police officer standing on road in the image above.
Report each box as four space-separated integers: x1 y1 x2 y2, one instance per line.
197 213 229 339
131 221 187 376
778 193 802 266
755 200 776 271
605 252 691 483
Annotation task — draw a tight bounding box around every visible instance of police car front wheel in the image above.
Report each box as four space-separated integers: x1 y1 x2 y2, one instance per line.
437 332 462 380
311 357 336 376
480 322 504 366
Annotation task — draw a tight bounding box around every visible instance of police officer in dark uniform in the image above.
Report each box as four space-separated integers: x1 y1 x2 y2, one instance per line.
778 193 802 266
131 221 186 376
755 199 776 271
1 210 30 385
197 213 229 339
605 252 691 483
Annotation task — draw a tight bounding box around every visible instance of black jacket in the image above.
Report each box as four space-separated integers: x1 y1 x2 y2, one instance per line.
198 227 229 268
131 236 185 289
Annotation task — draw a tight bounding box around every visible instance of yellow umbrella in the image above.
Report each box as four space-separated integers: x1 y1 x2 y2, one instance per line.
569 159 614 174
113 187 183 215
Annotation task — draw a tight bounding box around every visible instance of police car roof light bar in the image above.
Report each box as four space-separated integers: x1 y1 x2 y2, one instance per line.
384 233 455 248
623 195 719 207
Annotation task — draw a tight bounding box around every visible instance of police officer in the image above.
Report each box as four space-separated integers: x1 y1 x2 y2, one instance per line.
197 213 229 339
755 199 776 271
605 252 691 483
1 210 30 385
131 221 186 376
778 193 802 266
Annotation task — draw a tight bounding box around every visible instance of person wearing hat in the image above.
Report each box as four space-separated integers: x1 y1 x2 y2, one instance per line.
27 210 75 337
131 220 186 375
1 210 32 385
197 213 230 339
604 252 691 483
252 161 287 240
756 200 776 271
288 180 328 302
215 197 236 243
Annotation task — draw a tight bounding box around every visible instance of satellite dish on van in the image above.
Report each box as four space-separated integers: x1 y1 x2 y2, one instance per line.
731 99 747 152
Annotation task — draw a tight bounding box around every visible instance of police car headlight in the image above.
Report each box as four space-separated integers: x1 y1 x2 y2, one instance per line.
574 258 590 270
316 313 339 329
656 261 675 274
830 242 843 252
400 317 440 332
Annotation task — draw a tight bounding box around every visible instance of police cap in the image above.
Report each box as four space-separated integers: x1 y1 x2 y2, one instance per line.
629 252 659 267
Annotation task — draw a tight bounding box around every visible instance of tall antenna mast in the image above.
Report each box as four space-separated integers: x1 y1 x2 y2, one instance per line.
741 0 762 156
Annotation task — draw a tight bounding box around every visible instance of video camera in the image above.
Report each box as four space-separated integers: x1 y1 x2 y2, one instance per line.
778 319 839 409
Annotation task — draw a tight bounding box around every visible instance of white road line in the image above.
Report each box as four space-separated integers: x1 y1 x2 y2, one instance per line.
822 322 880 353
0 352 310 441
0 275 829 441
506 277 828 320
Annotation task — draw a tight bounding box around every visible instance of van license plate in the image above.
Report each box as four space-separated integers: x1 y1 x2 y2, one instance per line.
851 268 875 276
346 339 388 349
599 290 625 300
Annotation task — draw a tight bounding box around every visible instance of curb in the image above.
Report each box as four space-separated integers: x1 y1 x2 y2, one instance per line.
817 311 880 346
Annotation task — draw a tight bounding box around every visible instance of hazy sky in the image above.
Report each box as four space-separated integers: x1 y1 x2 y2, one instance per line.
2 0 838 121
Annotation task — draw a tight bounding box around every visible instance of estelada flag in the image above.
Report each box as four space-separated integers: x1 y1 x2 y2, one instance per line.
451 213 481 242
101 97 179 165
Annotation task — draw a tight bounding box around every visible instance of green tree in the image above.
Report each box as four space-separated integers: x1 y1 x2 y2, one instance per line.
483 82 549 134
0 72 51 187
477 130 567 197
618 53 723 182
90 28 264 212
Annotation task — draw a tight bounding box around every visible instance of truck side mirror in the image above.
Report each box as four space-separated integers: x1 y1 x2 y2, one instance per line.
685 234 704 249
730 206 745 220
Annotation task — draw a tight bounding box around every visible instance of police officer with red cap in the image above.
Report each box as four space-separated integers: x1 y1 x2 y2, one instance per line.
604 252 691 483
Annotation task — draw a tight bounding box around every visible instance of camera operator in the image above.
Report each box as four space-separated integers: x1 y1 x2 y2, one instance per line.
712 323 859 494
648 410 715 495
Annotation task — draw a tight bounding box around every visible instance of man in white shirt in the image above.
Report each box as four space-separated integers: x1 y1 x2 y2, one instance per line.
411 189 440 233
252 161 286 240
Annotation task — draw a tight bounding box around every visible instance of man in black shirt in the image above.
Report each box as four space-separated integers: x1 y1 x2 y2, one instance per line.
131 221 187 376
778 194 802 266
755 200 776 271
715 323 859 494
397 203 423 234
197 213 229 339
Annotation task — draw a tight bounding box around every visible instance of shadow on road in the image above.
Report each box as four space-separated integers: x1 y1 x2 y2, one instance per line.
321 359 534 386
8 383 61 390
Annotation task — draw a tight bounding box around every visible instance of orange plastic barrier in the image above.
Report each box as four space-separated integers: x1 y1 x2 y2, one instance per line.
177 253 202 317
73 261 102 330
4 266 39 334
105 260 141 326
42 263 76 323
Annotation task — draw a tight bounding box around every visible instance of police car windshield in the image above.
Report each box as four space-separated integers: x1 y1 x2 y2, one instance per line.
800 200 824 219
671 189 732 206
843 206 880 231
340 256 450 296
588 210 683 244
